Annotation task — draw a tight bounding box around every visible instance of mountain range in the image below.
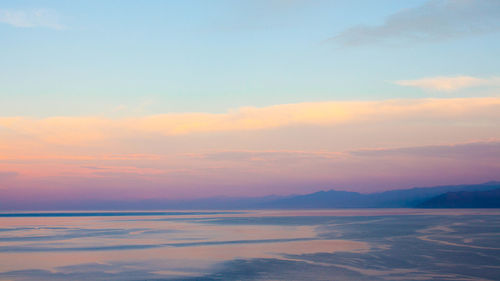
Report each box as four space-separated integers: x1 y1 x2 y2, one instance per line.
257 181 500 209
1 181 499 210
417 188 500 208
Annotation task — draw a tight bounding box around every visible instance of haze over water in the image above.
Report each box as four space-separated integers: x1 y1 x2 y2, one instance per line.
1 209 500 280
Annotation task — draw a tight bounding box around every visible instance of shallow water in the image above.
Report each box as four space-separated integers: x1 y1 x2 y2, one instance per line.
1 209 500 280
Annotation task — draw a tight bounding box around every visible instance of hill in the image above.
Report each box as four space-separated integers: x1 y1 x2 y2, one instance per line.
417 188 500 208
258 181 500 209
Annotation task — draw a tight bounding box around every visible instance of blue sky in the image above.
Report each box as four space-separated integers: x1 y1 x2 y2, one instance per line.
1 0 499 117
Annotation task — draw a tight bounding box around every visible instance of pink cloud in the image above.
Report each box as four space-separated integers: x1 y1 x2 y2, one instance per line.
0 97 499 201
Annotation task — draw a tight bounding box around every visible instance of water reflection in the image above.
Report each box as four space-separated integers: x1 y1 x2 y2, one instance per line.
1 210 500 280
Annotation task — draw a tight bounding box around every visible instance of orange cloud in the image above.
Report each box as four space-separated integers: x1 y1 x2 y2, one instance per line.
1 97 499 145
0 96 499 191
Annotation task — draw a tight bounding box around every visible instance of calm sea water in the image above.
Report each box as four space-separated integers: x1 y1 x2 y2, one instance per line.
1 209 500 280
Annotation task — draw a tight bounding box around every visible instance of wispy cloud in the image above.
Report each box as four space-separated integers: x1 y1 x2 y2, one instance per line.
351 140 500 159
1 97 499 144
329 0 500 47
0 8 65 30
395 75 500 92
190 150 343 162
1 97 499 197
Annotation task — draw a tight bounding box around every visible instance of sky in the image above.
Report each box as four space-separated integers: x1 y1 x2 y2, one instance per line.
1 0 500 205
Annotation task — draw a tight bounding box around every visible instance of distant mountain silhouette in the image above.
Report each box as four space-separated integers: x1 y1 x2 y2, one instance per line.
257 190 364 209
362 181 500 208
1 182 499 210
256 181 500 209
417 188 500 208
